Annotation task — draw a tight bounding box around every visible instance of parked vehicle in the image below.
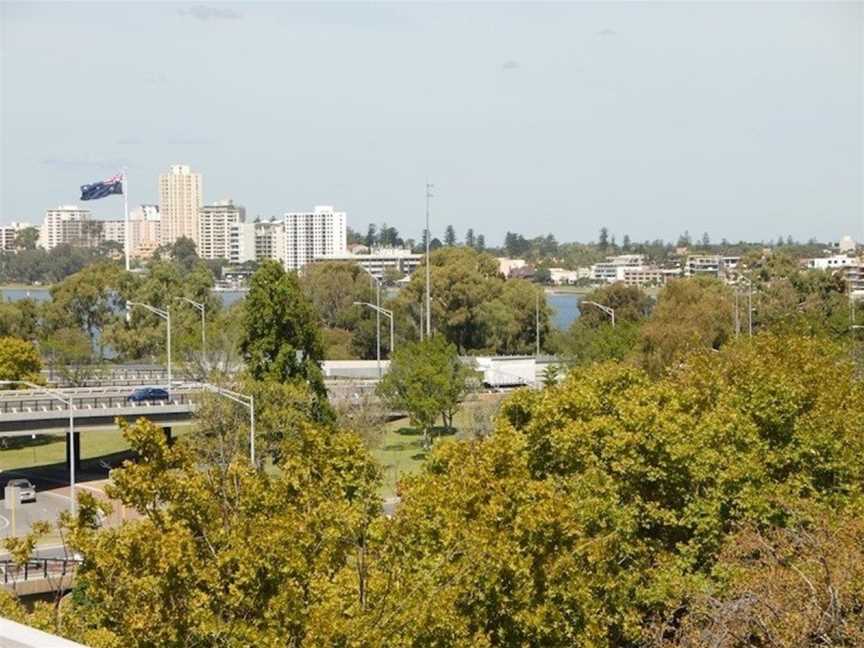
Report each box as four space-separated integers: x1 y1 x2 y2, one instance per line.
127 387 171 404
473 356 537 388
7 478 36 503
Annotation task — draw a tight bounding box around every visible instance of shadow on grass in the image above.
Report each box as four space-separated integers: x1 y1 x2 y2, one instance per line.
396 426 459 439
0 435 59 450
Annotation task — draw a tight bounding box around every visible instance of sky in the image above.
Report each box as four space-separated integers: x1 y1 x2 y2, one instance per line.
0 1 861 245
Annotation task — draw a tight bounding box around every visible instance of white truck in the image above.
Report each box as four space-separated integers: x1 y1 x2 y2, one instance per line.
472 356 537 389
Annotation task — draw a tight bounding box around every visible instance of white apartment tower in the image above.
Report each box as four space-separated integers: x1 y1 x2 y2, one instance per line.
159 164 202 246
198 199 247 260
282 205 347 271
40 205 96 250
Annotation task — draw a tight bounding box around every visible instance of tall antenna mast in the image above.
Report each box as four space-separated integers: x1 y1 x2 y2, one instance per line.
425 182 433 338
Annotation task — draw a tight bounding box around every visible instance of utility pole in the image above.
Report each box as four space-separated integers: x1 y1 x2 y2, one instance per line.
535 289 540 356
425 182 433 338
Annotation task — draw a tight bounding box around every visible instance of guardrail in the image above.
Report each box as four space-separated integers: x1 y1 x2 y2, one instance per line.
0 394 197 414
0 558 81 584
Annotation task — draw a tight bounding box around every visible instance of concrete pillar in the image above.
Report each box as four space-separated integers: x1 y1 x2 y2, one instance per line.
65 432 81 473
162 426 173 446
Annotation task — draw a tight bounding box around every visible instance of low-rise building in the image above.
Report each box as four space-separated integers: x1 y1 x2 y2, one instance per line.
805 255 859 271
314 247 422 280
498 257 527 277
620 266 678 287
685 255 740 280
591 254 646 283
548 267 588 285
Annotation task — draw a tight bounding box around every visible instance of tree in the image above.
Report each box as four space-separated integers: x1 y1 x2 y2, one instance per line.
365 223 378 248
465 228 476 249
476 234 486 252
46 404 382 646
700 232 710 247
622 234 631 251
377 335 473 447
44 263 123 358
640 277 733 374
579 283 651 328
0 337 42 384
598 226 609 250
13 227 39 251
40 327 97 386
444 225 457 247
354 334 864 645
240 261 329 409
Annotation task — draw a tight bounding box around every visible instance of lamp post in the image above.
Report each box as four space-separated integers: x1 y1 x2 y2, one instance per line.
127 301 172 389
0 381 75 514
176 297 206 359
198 383 256 466
359 267 383 377
354 302 394 365
535 289 541 356
582 300 615 327
425 182 433 338
737 277 754 337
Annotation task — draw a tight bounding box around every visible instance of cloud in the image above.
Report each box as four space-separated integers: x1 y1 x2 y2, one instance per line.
41 157 130 171
501 60 520 71
178 5 242 21
595 28 617 37
143 72 168 86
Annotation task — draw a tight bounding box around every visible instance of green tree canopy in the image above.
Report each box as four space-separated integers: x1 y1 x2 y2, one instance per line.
0 336 43 384
240 261 328 407
377 335 474 446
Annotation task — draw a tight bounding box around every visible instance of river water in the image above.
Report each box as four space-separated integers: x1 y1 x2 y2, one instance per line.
2 287 582 330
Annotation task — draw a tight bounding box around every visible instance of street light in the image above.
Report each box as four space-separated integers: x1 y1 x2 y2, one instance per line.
354 301 394 368
358 267 383 377
0 381 76 514
127 302 172 389
582 301 615 327
736 276 754 337
197 383 256 466
176 297 206 359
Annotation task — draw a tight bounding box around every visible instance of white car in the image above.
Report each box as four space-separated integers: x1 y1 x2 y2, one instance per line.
7 478 36 503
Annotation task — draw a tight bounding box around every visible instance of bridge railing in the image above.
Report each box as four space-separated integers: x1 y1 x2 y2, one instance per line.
0 393 197 414
0 558 82 584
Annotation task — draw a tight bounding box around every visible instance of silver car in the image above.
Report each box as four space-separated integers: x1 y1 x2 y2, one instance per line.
7 478 36 503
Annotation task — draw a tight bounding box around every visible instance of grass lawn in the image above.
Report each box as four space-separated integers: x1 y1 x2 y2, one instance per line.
372 394 506 498
0 425 191 472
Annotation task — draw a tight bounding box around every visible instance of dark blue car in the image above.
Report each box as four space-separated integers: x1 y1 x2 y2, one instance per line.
127 387 171 404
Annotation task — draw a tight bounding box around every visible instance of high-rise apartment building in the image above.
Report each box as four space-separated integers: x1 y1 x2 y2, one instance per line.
255 219 286 263
101 220 126 246
129 205 161 259
228 222 256 264
159 164 202 246
198 199 246 260
40 205 99 250
282 205 347 271
0 222 36 251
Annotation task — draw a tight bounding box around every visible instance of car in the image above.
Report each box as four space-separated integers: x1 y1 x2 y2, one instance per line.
127 387 171 404
6 478 36 503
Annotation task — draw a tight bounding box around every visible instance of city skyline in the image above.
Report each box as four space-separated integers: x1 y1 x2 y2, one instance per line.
1 2 861 243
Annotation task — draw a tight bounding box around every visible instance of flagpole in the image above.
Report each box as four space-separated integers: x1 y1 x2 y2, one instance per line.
123 169 130 272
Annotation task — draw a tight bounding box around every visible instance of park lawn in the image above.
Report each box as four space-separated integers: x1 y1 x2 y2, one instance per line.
0 425 192 472
372 395 506 498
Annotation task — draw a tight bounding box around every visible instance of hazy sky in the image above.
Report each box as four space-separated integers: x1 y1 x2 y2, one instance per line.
1 2 861 245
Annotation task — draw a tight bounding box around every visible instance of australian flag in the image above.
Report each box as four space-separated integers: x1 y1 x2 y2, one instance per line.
80 173 123 201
